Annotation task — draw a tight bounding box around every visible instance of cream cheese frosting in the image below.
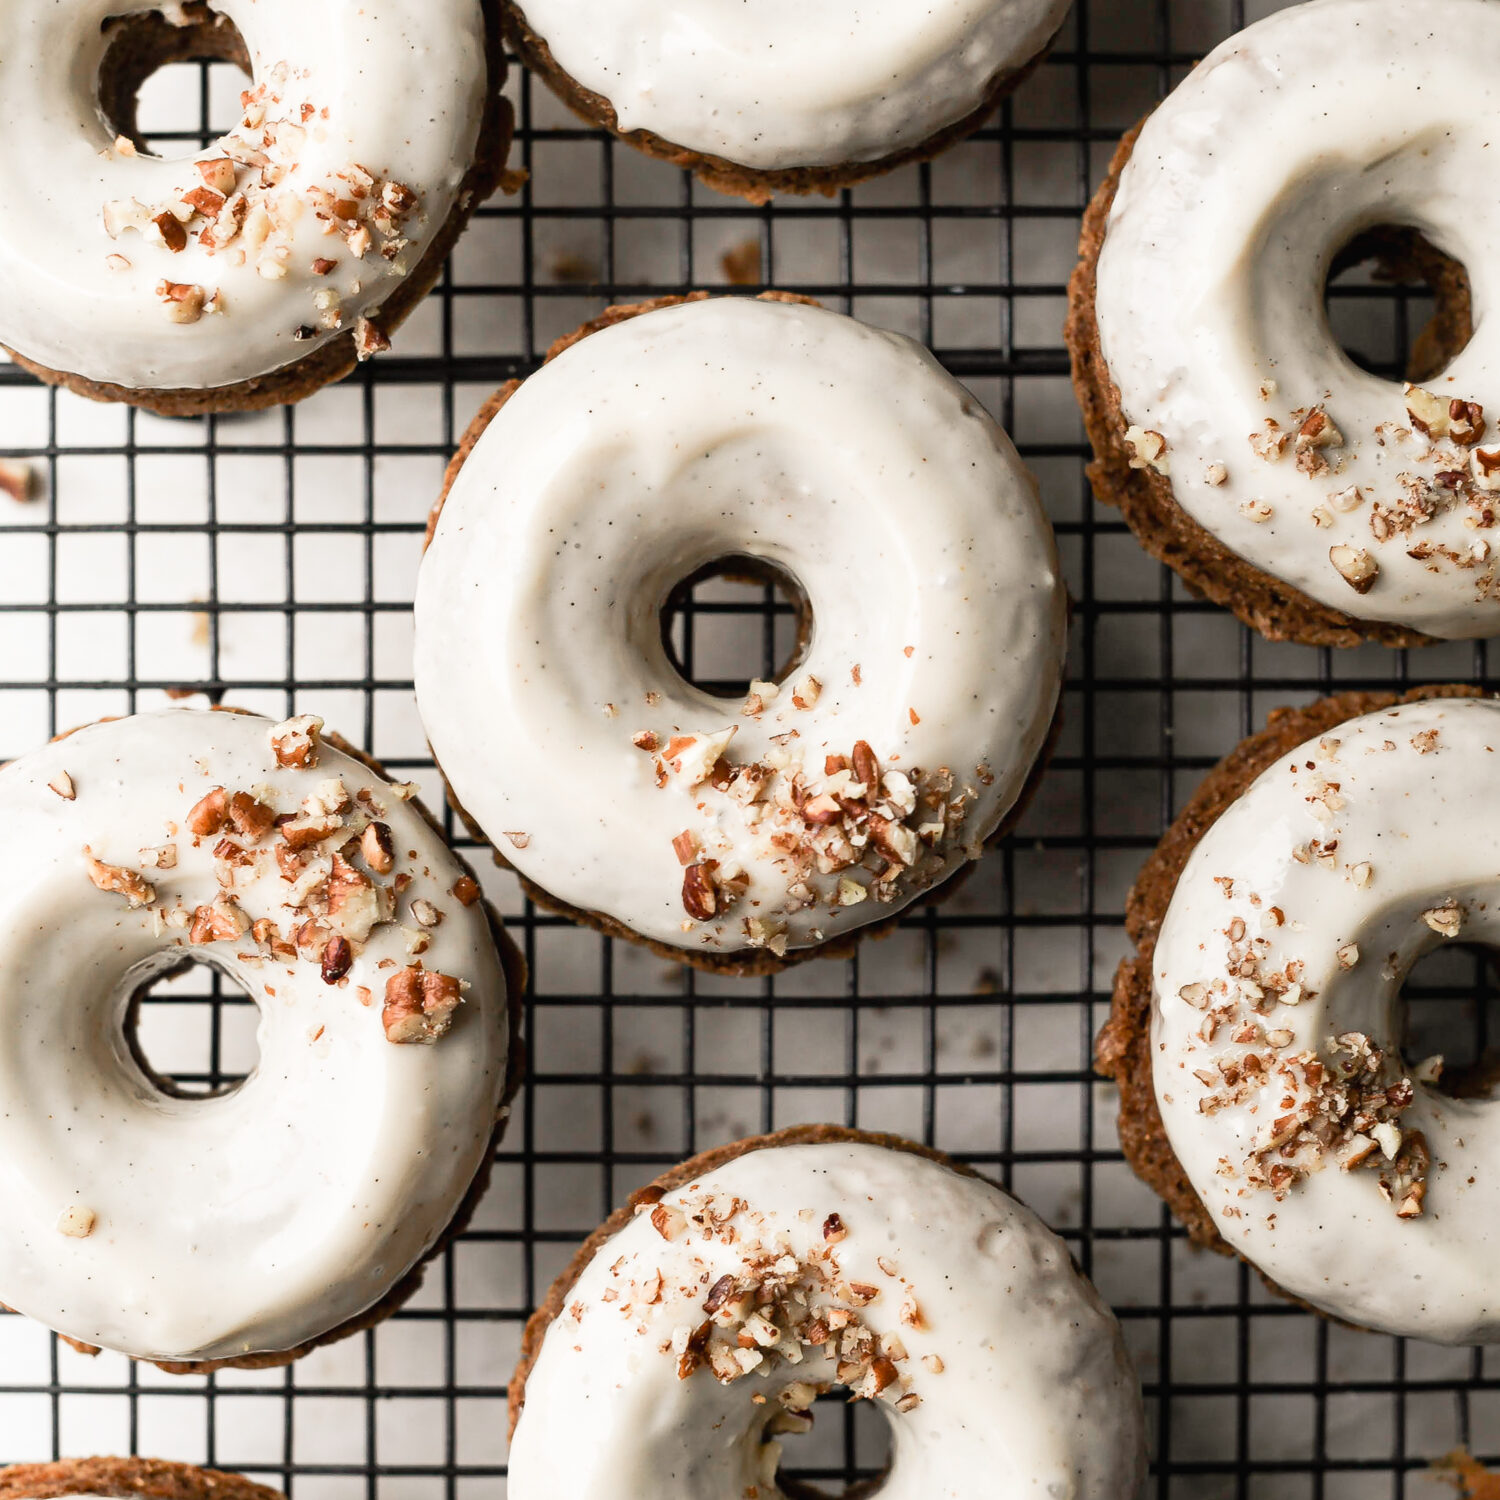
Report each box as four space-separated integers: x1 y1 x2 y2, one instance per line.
511 0 1071 171
0 709 511 1364
0 0 489 392
1152 695 1500 1343
508 1139 1147 1499
1094 0 1500 639
414 297 1067 962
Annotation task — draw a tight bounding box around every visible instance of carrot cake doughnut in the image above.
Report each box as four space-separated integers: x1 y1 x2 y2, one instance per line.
1098 686 1500 1343
1069 0 1500 647
0 0 514 416
502 0 1071 203
0 1459 281 1500
508 1127 1148 1498
415 294 1067 974
0 707 519 1369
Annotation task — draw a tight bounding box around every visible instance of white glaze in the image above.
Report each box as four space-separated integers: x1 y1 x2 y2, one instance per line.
414 297 1066 960
1095 0 1500 639
1153 696 1500 1343
514 0 1070 172
508 1140 1147 1499
0 709 510 1363
0 0 488 392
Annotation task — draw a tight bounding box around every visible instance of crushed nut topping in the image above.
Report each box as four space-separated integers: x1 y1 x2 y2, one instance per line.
77 724 470 1046
56 1204 97 1239
383 964 464 1044
83 848 156 908
642 728 982 950
601 1188 931 1424
270 713 323 769
1124 425 1170 475
0 459 38 504
103 65 424 339
1329 544 1379 594
48 771 76 801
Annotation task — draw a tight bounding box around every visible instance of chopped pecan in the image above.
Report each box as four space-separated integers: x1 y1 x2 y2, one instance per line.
360 821 395 874
83 848 156 908
382 965 464 1044
1329 544 1379 594
451 874 481 907
187 786 229 837
281 808 344 851
321 935 353 984
325 852 388 942
269 714 323 769
851 740 880 792
227 790 276 841
189 895 249 944
682 863 717 921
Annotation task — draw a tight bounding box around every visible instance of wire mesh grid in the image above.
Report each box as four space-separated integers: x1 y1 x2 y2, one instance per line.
0 0 1497 1495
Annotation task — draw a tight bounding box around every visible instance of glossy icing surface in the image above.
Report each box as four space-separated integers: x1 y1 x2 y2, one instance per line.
514 0 1070 170
1095 0 1500 639
415 298 1066 960
1153 696 1500 1342
0 710 510 1363
0 0 488 391
508 1140 1147 1498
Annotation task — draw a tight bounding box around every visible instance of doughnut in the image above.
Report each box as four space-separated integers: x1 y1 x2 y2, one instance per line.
1068 0 1500 647
415 294 1067 973
501 1 1070 202
0 707 520 1369
0 1458 280 1500
507 1126 1148 1498
1098 685 1500 1343
0 0 514 416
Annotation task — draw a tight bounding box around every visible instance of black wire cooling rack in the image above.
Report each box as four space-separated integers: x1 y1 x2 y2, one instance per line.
1 1 1498 1496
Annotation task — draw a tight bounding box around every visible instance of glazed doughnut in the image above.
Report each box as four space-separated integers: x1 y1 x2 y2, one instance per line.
508 1127 1147 1499
1069 0 1500 646
0 0 512 415
0 1458 280 1500
415 295 1066 972
0 708 516 1368
1101 687 1500 1343
502 0 1071 202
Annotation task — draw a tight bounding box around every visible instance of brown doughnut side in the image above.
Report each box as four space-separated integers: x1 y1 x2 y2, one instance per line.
0 1457 280 1500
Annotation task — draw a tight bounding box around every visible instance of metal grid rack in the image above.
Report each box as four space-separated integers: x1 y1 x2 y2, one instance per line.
0 1 1495 1495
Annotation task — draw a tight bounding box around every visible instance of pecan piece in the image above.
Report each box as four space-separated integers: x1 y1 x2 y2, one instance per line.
321 935 353 984
1329 544 1379 594
682 863 717 921
269 714 323 769
360 820 395 874
83 848 156 908
227 790 275 841
189 894 249 944
187 786 228 837
382 965 464 1044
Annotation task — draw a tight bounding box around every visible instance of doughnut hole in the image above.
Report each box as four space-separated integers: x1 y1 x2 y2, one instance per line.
98 2 251 161
125 953 260 1100
661 554 811 701
775 1397 892 1498
1324 225 1474 384
1399 942 1500 1100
